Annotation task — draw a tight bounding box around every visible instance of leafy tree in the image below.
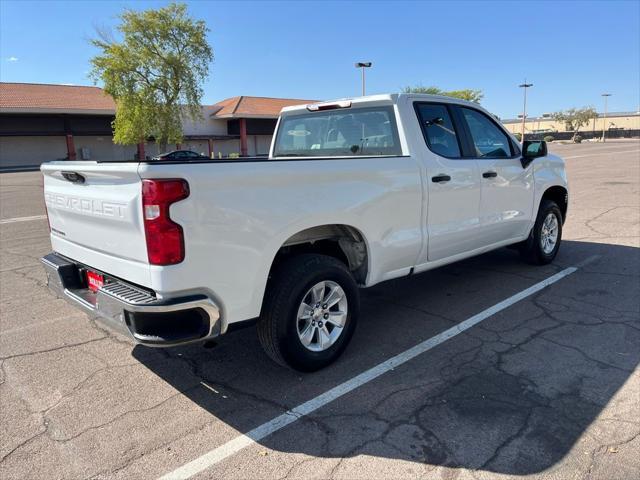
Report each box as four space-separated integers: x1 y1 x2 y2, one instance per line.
402 85 484 103
550 107 597 142
90 2 213 152
402 85 443 95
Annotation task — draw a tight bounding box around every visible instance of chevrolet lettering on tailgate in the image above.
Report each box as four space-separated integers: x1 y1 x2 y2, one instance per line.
45 193 127 219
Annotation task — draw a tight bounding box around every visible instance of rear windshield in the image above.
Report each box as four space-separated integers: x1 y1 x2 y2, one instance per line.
273 106 402 157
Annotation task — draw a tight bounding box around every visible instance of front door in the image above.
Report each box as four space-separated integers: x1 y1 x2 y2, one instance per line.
456 106 534 245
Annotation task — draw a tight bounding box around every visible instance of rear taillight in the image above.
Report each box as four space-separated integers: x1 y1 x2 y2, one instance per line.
141 179 189 265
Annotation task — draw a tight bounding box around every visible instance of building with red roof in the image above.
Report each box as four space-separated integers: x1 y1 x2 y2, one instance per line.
0 82 315 170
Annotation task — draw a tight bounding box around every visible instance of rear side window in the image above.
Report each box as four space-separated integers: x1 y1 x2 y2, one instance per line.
415 104 461 158
460 107 513 158
273 106 401 157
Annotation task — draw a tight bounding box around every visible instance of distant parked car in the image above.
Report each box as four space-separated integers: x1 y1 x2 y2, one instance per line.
152 150 209 161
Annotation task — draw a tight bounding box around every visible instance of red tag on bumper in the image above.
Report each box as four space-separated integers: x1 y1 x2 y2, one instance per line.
86 270 104 292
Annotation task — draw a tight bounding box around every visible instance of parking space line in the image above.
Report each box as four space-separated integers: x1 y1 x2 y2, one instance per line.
158 255 600 480
0 214 47 225
564 149 639 159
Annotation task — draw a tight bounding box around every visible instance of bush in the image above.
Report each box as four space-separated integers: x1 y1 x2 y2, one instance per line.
573 135 583 143
513 132 522 142
544 135 555 143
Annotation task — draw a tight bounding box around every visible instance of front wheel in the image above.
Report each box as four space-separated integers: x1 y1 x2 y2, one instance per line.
257 254 359 371
520 200 563 265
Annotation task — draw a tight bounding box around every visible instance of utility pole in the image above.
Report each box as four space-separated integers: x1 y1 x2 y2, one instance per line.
601 93 612 142
355 62 372 96
519 80 533 142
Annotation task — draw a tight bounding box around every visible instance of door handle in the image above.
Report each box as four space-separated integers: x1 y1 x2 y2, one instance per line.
431 174 451 183
482 171 497 178
61 171 86 184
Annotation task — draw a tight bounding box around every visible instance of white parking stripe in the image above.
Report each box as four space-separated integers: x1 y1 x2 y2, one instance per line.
158 255 600 480
564 149 640 159
0 214 47 225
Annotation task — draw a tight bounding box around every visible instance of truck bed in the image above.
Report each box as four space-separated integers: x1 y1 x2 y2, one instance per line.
42 154 423 324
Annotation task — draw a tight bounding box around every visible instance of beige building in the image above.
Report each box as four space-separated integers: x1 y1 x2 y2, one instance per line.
502 111 640 136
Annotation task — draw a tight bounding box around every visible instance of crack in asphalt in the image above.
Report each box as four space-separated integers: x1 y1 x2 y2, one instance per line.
585 431 640 480
0 337 108 361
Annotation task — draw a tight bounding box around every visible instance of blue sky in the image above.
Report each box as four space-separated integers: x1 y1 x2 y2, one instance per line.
1 0 638 118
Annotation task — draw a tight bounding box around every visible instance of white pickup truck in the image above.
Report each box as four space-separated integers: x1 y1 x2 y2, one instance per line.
41 94 568 371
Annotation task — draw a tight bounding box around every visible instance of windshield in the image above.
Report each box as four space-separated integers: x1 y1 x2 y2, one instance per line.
273 106 402 157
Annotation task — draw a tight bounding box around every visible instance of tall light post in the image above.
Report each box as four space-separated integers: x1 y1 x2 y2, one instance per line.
601 93 612 142
355 62 372 96
519 80 533 142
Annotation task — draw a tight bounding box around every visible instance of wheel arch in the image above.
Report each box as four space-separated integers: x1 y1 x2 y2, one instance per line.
540 185 568 223
268 224 370 286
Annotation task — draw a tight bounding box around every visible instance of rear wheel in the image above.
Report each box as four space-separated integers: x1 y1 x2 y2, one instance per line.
258 254 359 371
520 200 563 265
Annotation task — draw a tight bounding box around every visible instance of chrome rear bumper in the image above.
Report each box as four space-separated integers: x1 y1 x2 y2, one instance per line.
41 252 222 347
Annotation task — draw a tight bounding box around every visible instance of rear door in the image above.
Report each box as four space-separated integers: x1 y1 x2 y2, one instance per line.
413 102 483 262
455 106 534 244
41 161 151 286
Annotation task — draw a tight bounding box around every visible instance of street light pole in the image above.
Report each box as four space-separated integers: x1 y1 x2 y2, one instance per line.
519 80 533 143
355 62 372 96
601 93 612 142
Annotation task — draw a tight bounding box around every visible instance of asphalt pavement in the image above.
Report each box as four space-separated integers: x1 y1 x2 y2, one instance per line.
1 140 639 480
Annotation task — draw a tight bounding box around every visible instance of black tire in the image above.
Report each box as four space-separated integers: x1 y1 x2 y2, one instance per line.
257 254 359 372
520 199 563 265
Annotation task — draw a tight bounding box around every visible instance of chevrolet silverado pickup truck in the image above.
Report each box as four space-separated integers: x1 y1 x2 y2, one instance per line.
41 94 568 371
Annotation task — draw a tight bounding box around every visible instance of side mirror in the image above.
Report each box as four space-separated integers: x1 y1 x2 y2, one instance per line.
521 140 547 168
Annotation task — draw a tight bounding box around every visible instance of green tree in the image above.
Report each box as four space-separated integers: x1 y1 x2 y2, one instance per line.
90 2 213 152
550 107 597 142
402 85 484 103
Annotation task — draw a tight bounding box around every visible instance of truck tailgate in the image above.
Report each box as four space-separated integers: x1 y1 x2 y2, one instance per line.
41 161 151 287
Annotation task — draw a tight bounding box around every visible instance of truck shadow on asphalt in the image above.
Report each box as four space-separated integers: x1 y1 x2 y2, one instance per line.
133 240 640 475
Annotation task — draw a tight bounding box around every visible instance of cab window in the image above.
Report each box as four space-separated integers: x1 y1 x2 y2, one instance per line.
273 106 401 157
415 103 461 158
460 108 513 158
